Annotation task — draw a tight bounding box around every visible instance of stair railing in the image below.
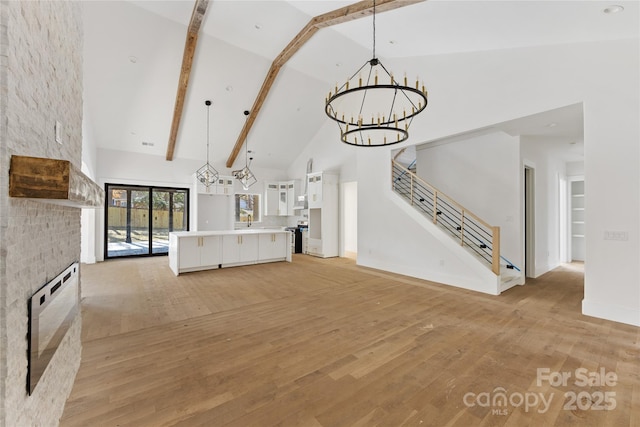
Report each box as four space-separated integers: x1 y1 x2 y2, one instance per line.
391 160 502 275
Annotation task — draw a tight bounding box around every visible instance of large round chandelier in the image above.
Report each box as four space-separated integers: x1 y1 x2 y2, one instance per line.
325 0 428 147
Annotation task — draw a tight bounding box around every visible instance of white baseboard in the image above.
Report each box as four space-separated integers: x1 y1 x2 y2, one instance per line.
582 299 640 327
358 256 500 296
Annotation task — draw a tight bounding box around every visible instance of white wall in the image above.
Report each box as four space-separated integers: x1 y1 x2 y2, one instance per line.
343 39 639 326
566 160 585 177
415 131 521 270
340 181 358 257
286 119 358 182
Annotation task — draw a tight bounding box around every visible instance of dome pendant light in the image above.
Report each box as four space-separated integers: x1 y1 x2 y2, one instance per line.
325 0 428 146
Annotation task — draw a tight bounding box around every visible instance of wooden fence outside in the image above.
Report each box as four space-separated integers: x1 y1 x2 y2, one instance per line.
108 207 185 230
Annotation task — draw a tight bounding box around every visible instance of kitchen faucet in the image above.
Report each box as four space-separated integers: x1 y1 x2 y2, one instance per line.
247 214 252 227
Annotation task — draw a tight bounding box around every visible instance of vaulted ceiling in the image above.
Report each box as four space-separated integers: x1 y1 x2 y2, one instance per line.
82 1 639 170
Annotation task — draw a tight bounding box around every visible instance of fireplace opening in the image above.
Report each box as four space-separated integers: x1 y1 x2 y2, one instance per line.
27 262 80 394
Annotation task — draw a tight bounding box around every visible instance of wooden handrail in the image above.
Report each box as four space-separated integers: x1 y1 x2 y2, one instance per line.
393 147 407 161
392 159 493 230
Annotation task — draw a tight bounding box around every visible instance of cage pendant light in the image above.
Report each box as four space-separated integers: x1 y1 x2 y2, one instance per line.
325 0 428 147
196 100 219 190
232 110 257 190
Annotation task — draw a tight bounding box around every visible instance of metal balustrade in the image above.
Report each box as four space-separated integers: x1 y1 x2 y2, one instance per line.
392 160 514 275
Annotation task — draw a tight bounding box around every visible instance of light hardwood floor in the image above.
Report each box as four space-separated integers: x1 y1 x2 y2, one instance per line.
60 256 639 426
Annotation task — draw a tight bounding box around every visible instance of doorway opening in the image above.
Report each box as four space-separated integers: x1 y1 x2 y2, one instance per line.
569 177 585 262
524 166 535 278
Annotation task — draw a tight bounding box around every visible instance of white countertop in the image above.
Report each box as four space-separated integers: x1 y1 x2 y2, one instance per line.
170 228 290 237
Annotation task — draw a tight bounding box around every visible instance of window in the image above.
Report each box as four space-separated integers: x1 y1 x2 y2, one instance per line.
235 193 261 223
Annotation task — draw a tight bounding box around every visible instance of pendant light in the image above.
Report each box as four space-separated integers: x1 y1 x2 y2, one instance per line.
196 100 219 190
232 110 257 190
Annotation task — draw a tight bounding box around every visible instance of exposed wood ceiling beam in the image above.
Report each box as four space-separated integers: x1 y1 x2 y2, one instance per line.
226 0 425 168
166 0 209 161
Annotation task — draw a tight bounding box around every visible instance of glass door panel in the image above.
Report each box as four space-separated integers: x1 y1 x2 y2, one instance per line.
106 187 150 257
106 187 130 257
172 190 188 232
129 189 150 256
151 190 170 254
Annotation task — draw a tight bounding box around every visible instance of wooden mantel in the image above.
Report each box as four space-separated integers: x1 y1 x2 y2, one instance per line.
9 155 104 208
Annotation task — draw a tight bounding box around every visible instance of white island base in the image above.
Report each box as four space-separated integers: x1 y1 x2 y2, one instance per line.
169 229 291 276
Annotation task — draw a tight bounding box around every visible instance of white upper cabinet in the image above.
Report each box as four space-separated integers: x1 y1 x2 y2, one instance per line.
265 180 299 216
215 177 234 195
307 173 323 208
195 174 234 195
286 181 296 216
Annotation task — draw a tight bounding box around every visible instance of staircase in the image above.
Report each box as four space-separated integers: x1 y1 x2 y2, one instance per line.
391 160 522 291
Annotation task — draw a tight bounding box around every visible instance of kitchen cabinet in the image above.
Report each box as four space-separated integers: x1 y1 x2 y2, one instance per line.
265 180 299 216
169 229 291 275
265 182 279 216
258 232 288 262
306 172 338 258
169 234 221 274
286 181 296 215
307 174 322 208
278 183 288 215
215 177 234 195
222 233 259 266
195 174 234 195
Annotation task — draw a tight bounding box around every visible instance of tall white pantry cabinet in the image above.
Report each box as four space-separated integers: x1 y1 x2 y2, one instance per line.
307 171 338 258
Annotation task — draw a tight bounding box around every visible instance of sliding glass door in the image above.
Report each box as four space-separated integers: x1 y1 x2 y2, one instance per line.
105 184 189 258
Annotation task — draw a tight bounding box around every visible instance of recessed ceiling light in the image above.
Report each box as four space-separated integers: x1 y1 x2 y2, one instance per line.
545 122 557 128
603 5 624 14
335 62 342 67
389 40 397 45
128 56 137 63
569 141 577 145
141 141 155 147
226 85 233 92
254 23 262 30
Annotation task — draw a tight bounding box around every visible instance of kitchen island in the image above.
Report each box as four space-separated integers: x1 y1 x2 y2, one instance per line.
169 229 291 275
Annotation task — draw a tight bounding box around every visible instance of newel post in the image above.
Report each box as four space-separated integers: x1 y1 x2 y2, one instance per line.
492 226 500 275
